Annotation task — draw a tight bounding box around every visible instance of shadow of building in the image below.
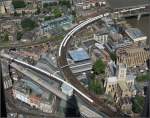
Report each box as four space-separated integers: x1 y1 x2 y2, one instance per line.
65 95 81 117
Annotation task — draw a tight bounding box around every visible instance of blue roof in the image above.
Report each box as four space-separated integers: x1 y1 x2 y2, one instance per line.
69 48 90 62
126 28 145 39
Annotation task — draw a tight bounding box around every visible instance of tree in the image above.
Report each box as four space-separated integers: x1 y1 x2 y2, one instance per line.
93 59 106 75
43 2 57 8
21 18 38 31
36 7 41 14
53 8 62 18
132 95 144 113
16 32 23 40
48 94 52 101
89 79 104 94
44 16 53 21
4 33 9 41
72 10 76 17
136 72 150 82
12 0 26 9
59 0 71 8
43 3 49 8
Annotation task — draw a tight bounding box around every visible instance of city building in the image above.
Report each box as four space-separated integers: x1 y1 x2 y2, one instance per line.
93 32 109 44
104 63 136 113
21 28 41 42
0 21 18 41
15 8 37 14
0 0 15 14
0 21 17 34
107 0 149 11
68 48 90 62
74 0 106 10
91 43 111 63
116 47 150 67
13 79 56 113
107 64 136 96
3 77 13 89
68 48 92 73
21 33 35 42
3 0 15 14
73 0 106 18
125 28 147 43
102 18 138 53
0 0 6 14
40 16 74 34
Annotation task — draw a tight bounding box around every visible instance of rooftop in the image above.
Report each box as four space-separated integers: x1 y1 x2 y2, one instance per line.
82 39 97 48
118 63 127 69
68 48 90 62
61 83 73 96
107 76 117 83
127 74 136 80
125 28 147 42
41 16 73 28
108 0 150 9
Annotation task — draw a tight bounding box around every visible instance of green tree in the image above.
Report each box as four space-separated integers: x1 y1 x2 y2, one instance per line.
93 59 106 75
43 3 49 8
53 8 62 18
132 95 144 113
16 32 23 40
36 7 41 14
72 10 76 17
59 0 71 8
4 33 9 41
21 18 38 31
12 0 26 9
136 72 150 82
89 79 104 94
44 16 53 21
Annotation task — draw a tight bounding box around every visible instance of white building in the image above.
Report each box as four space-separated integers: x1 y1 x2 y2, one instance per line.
117 63 127 80
93 32 108 44
0 2 6 14
4 77 13 89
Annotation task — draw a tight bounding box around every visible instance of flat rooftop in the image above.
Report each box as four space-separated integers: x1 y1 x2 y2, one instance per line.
108 0 150 9
68 48 90 62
